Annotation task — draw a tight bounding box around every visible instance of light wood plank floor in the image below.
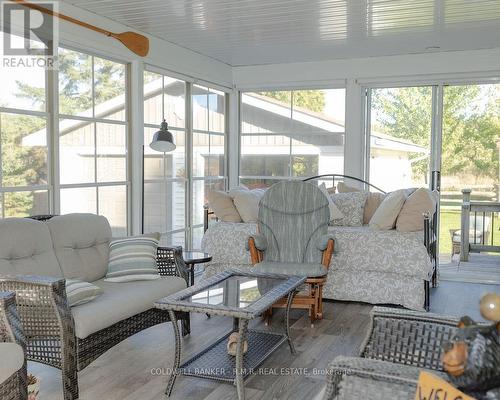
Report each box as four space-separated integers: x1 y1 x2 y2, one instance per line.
29 281 499 400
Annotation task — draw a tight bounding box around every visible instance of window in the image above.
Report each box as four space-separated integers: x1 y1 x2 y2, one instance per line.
240 89 346 188
367 86 432 192
0 32 50 217
58 48 128 236
143 71 187 246
142 71 227 249
192 85 226 248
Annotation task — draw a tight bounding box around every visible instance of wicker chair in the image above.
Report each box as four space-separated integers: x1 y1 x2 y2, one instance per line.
0 215 190 400
0 291 27 400
323 307 460 400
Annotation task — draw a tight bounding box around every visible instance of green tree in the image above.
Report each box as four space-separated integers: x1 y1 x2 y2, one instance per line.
261 90 325 113
371 85 500 184
1 49 125 216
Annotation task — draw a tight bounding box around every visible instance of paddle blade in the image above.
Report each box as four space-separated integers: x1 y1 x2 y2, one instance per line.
113 31 149 57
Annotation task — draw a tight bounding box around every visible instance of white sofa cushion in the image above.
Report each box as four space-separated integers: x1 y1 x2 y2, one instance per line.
0 343 24 384
71 276 187 339
0 218 62 277
47 214 112 282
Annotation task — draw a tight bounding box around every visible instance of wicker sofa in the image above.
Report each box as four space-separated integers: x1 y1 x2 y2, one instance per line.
323 307 459 399
0 214 190 400
0 291 27 400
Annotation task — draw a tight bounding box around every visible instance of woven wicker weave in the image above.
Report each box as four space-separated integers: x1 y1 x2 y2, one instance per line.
0 291 27 400
0 240 190 400
323 307 460 400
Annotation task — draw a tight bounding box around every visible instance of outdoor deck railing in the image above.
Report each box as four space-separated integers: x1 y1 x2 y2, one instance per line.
460 188 500 261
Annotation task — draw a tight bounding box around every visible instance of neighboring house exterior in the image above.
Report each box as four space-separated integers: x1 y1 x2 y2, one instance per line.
24 79 426 241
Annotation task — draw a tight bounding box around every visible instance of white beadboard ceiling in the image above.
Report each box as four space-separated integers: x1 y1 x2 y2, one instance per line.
61 0 500 66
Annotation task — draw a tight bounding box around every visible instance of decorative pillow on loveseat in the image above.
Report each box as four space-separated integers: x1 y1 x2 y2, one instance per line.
330 191 368 226
105 233 161 282
65 279 103 307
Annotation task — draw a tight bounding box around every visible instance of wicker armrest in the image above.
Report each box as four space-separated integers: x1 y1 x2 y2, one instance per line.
157 246 190 286
324 356 446 400
359 307 459 371
0 275 74 340
0 291 26 348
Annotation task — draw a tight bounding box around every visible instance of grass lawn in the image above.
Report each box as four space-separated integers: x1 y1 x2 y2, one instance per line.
439 209 500 256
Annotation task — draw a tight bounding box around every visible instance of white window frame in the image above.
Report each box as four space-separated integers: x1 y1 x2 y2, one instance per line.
142 67 230 249
55 45 131 235
238 86 347 185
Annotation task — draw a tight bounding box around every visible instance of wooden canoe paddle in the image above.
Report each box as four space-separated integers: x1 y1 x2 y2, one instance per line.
11 0 149 57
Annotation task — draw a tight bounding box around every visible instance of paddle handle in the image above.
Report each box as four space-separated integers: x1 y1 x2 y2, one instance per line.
11 0 112 37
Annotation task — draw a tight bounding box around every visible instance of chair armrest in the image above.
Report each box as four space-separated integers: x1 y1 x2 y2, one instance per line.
245 234 268 252
359 307 459 371
0 275 75 340
316 234 334 251
157 246 190 286
324 356 440 400
0 291 25 349
246 234 267 265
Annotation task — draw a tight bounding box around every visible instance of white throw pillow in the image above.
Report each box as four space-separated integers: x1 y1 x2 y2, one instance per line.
319 183 344 221
232 189 266 223
207 190 242 223
369 189 407 230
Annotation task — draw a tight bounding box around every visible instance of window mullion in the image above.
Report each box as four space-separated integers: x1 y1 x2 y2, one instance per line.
289 91 293 178
186 82 193 248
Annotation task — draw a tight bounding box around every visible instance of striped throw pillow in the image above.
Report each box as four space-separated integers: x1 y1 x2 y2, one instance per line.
66 279 103 307
104 233 161 282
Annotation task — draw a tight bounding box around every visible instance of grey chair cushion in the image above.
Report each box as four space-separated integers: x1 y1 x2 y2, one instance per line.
47 214 112 282
258 181 330 264
0 218 62 277
71 276 186 339
0 343 24 384
253 261 327 277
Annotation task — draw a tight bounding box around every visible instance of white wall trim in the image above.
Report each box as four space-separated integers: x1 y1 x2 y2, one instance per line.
232 47 500 88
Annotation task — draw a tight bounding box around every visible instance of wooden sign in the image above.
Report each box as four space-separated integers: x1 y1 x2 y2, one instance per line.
415 371 476 400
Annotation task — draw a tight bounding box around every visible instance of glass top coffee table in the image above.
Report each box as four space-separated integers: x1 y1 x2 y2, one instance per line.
155 269 306 400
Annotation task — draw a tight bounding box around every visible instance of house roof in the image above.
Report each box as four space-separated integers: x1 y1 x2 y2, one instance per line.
23 78 427 155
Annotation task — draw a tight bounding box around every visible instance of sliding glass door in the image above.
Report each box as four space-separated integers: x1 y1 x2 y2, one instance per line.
439 84 500 265
366 82 500 271
368 86 433 192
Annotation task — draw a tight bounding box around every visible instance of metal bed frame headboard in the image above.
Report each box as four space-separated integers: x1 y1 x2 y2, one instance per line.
302 174 387 194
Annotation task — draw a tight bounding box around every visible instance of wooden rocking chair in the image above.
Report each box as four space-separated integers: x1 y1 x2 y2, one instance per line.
246 180 334 326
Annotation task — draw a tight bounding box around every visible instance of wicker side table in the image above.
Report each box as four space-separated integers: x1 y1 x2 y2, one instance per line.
155 269 306 400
